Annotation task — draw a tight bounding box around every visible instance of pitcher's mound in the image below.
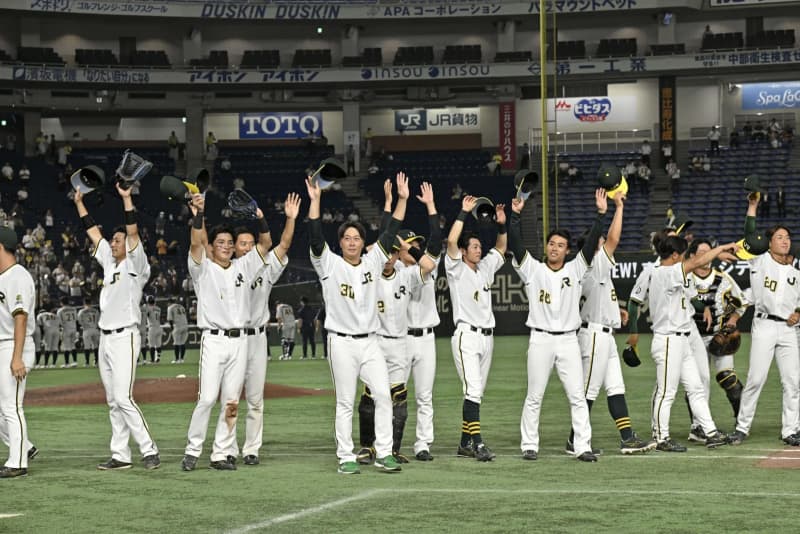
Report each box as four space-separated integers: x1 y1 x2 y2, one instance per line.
27 378 330 406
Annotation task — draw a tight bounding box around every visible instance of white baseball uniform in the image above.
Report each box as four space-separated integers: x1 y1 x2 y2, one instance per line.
377 266 426 383
145 305 163 349
166 303 189 346
138 304 148 350
736 253 800 439
649 262 720 442
0 264 36 469
514 249 592 456
446 248 504 404
37 311 60 353
185 246 268 462
406 257 440 455
93 237 158 464
277 303 296 340
78 306 100 351
216 249 287 459
56 305 78 351
311 242 394 463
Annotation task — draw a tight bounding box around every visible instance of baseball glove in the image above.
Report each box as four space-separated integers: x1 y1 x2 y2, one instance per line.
227 189 259 219
621 344 641 367
709 325 741 356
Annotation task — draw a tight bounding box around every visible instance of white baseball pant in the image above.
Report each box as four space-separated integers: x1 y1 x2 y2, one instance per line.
520 330 592 455
406 330 436 455
328 333 392 462
736 318 800 438
98 328 158 463
61 330 77 351
650 333 717 442
378 336 410 384
0 338 34 468
578 324 625 401
451 324 494 404
82 329 100 351
172 326 189 346
185 331 248 462
147 328 163 349
42 331 59 352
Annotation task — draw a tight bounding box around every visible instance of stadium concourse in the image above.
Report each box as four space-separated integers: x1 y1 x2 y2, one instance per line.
0 0 800 529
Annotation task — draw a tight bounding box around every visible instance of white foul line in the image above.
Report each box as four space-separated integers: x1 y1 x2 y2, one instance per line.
224 489 381 534
388 488 800 498
0 514 23 519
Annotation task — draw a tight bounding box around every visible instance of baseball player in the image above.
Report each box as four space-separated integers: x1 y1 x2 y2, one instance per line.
648 235 737 451
74 183 160 471
138 302 148 365
508 190 605 462
180 192 275 472
0 227 37 478
572 192 655 455
307 172 409 474
684 239 747 442
730 193 800 446
297 297 316 359
144 296 163 364
357 181 441 465
166 297 189 364
77 298 100 367
33 310 42 369
212 198 296 467
276 301 296 360
57 296 79 368
446 195 507 462
37 305 60 368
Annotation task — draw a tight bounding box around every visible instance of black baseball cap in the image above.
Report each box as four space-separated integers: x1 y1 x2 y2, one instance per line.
0 226 18 252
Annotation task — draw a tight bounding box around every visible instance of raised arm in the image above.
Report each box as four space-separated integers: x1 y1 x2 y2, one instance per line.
417 182 442 258
447 195 477 258
116 182 140 249
682 242 740 273
579 189 609 265
376 172 409 255
494 203 507 256
379 178 393 233
253 205 273 257
73 189 102 247
188 193 207 264
305 176 325 256
603 192 625 256
508 198 526 264
272 192 300 262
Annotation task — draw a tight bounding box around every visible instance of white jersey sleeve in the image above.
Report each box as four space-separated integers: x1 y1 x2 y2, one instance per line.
126 236 150 280
629 262 655 305
0 264 36 338
92 239 113 270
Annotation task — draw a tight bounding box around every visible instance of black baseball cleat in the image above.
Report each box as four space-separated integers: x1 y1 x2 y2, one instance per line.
687 426 707 444
474 443 496 462
243 455 260 465
415 450 434 462
143 454 161 470
209 459 236 471
356 447 376 465
97 458 132 470
226 455 237 465
782 433 800 446
0 466 28 478
456 443 475 458
705 431 729 449
620 433 657 454
392 451 410 464
522 450 538 461
181 454 198 471
655 438 687 452
565 440 603 456
727 430 747 445
27 446 39 460
576 451 598 462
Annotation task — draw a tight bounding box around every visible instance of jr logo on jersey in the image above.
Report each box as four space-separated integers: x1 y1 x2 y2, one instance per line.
561 277 571 288
235 273 245 287
394 286 407 299
362 272 373 285
0 291 4 303
110 272 120 285
251 276 263 290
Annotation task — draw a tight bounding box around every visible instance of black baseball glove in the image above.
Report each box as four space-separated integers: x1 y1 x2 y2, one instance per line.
708 325 741 356
621 345 641 367
228 189 258 219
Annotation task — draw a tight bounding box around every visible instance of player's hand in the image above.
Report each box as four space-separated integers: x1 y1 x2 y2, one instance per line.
255 207 264 219
462 195 477 213
788 312 800 327
718 242 740 263
73 188 84 205
305 176 321 201
383 179 393 206
595 189 608 214
190 193 205 214
747 191 760 207
620 308 629 326
397 236 411 251
10 357 26 382
396 172 410 200
495 204 507 225
703 306 713 332
416 182 434 205
284 192 301 219
511 197 525 214
613 191 626 207
115 181 132 199
626 334 639 348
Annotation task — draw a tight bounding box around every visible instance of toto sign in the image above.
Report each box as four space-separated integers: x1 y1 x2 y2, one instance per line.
239 112 323 139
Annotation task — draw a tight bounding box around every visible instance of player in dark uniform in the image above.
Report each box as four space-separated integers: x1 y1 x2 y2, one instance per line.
297 297 317 359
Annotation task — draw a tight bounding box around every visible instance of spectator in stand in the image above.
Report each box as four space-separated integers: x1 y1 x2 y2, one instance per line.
205 131 218 160
567 163 582 184
5 133 16 151
364 127 374 158
742 121 753 139
17 186 28 204
777 186 786 218
661 142 673 168
1 162 12 180
451 183 463 200
68 274 83 304
783 127 794 147
624 160 638 189
487 153 503 176
168 131 179 160
557 160 570 184
729 129 740 149
769 118 782 136
769 130 781 149
321 208 333 224
44 209 54 231
707 126 721 155
61 226 78 257
752 122 765 141
346 144 356 176
31 223 45 247
703 25 713 40
48 134 57 161
759 189 771 217
71 260 84 278
233 176 245 190
35 132 47 156
701 154 711 172
638 163 651 194
670 166 681 194
57 142 72 168
691 155 703 172
154 211 166 236
347 210 360 223
53 262 69 296
333 210 344 223
639 139 652 167
21 229 35 251
220 157 232 172
156 237 168 257
18 164 30 182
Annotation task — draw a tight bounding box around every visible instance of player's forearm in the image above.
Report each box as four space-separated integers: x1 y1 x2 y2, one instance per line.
379 210 392 234
391 196 408 223
508 212 526 264
494 228 507 255
308 195 321 220
256 215 272 251
276 217 296 258
744 214 757 234
426 213 442 257
580 213 606 265
377 217 402 255
12 314 26 362
447 212 468 257
627 300 640 333
605 204 623 254
308 218 325 256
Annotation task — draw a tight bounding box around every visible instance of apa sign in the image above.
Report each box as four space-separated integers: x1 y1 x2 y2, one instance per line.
741 82 800 110
238 112 323 139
